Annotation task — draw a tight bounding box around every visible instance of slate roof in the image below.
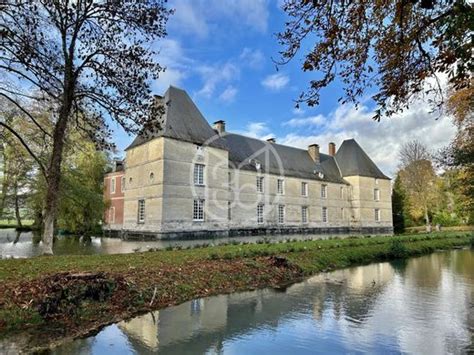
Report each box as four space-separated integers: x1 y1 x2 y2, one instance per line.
126 86 389 182
222 133 347 184
126 86 226 150
335 139 390 179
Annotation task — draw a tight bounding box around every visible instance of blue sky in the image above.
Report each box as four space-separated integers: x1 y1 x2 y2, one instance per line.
112 0 456 176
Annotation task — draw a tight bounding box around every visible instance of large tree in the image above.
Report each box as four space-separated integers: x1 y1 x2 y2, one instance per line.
277 0 473 119
398 141 440 231
0 1 171 254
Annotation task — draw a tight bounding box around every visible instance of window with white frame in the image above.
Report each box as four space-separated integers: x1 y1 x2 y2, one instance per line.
257 176 264 193
138 199 145 223
375 208 381 222
257 204 264 224
193 199 205 221
111 177 116 193
301 182 308 196
321 184 327 199
374 188 380 201
121 177 125 192
322 207 328 223
302 206 308 224
340 186 344 199
194 164 205 185
278 205 285 224
277 179 285 195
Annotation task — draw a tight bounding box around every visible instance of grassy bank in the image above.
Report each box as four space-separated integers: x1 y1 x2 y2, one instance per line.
0 232 472 350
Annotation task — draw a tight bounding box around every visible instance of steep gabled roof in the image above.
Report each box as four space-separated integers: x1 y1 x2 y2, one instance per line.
222 133 348 184
335 139 390 179
126 86 226 150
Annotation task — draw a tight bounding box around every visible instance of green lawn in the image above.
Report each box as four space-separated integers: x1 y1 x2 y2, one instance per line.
0 219 34 228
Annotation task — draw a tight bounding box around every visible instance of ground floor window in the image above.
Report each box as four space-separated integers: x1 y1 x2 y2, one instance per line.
322 207 328 223
278 205 285 224
138 199 145 223
375 208 380 222
228 201 231 221
302 206 308 224
341 207 345 220
257 204 264 224
193 199 205 221
109 207 115 224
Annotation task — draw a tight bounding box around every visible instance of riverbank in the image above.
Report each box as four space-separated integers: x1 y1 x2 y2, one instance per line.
0 232 472 351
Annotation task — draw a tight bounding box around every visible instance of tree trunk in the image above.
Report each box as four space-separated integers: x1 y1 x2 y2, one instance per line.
14 184 22 228
41 88 73 254
0 144 8 219
424 208 431 233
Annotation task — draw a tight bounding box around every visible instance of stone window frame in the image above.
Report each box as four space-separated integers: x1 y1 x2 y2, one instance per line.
374 188 380 201
278 205 285 224
257 204 264 224
110 177 116 194
302 206 308 224
193 199 205 221
301 181 308 197
375 208 381 222
137 199 145 224
321 184 327 199
194 164 205 186
340 186 344 199
256 176 264 193
277 178 285 195
121 176 125 192
322 206 328 223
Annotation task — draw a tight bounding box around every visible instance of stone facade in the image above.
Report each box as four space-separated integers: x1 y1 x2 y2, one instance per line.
103 86 393 239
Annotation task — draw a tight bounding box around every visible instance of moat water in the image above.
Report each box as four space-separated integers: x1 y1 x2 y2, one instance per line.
0 228 355 258
44 249 473 354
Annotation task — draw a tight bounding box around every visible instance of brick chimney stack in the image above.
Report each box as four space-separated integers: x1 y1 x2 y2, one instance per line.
329 142 336 156
308 144 320 163
213 120 225 134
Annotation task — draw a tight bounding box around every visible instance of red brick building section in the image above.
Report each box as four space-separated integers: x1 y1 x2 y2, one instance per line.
104 161 125 228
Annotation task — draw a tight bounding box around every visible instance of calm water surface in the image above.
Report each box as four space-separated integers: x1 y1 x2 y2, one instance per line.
0 229 349 258
47 249 473 355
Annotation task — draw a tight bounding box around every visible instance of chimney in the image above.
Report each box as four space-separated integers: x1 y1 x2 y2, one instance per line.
266 138 276 144
329 142 336 156
213 120 225 134
308 144 320 163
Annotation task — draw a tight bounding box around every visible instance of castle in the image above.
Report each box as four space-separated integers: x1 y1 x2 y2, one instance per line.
103 86 392 239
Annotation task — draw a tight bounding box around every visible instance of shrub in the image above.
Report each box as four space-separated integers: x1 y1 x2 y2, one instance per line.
389 239 408 259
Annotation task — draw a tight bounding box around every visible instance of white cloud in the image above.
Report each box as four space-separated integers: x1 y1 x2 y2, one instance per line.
240 48 265 69
196 62 240 98
261 73 289 91
219 85 238 102
292 107 306 115
278 100 457 177
169 0 269 38
236 122 274 140
168 1 209 38
151 38 190 93
284 115 325 127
